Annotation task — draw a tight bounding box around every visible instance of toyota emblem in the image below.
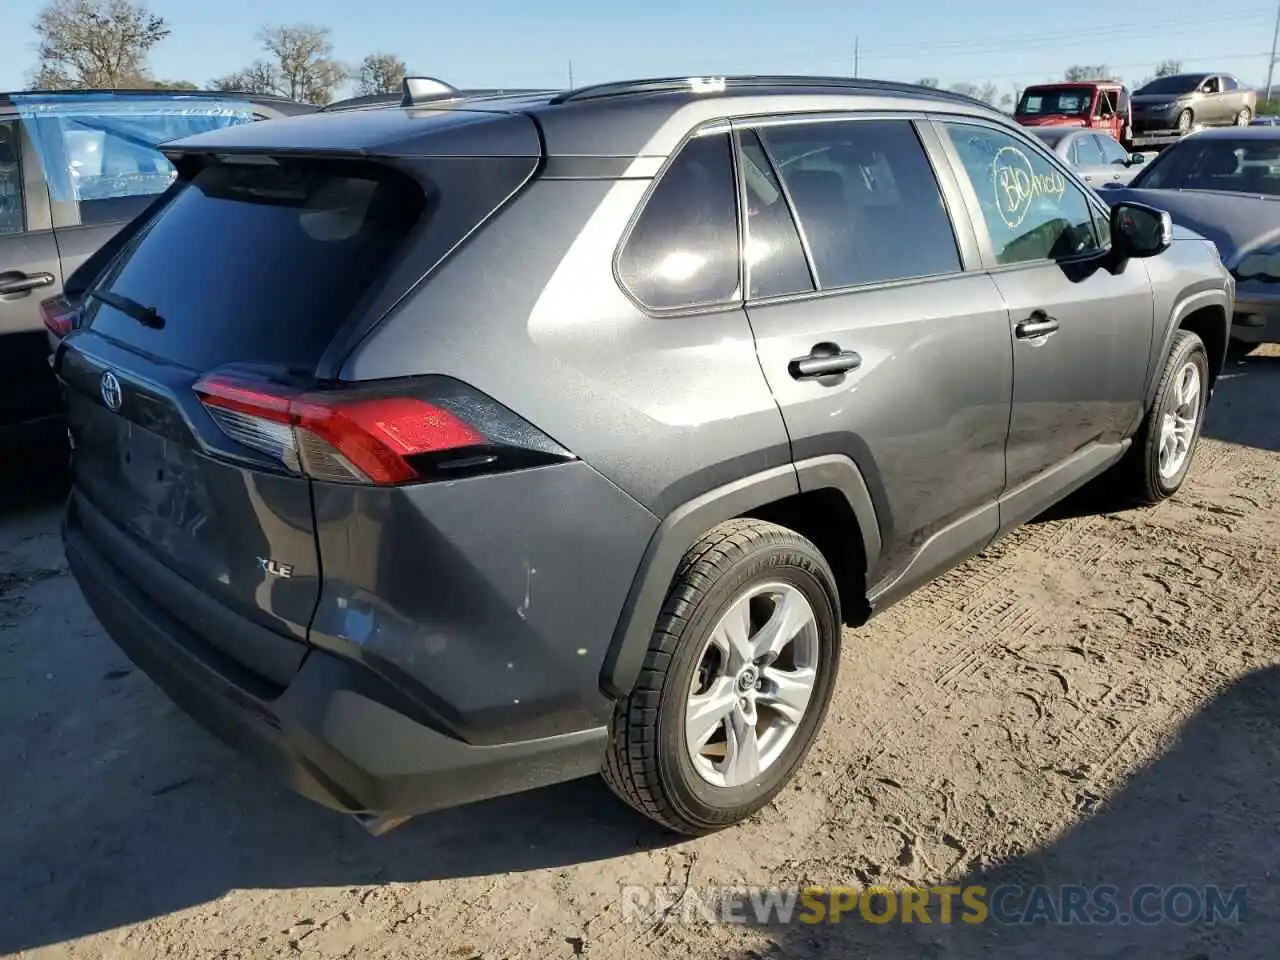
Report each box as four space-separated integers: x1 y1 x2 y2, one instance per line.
100 370 123 412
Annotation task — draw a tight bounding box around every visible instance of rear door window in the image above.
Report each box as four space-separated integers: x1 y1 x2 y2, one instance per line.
738 130 813 299
86 156 427 371
11 94 256 228
758 118 961 290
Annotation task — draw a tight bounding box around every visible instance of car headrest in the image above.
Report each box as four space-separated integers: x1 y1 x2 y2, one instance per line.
786 169 846 210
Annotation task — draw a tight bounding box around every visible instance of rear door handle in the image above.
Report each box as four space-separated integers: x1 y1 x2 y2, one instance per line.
1015 312 1060 340
789 342 862 379
0 272 55 296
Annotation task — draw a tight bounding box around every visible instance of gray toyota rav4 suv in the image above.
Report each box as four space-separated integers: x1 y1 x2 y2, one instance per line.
58 76 1232 836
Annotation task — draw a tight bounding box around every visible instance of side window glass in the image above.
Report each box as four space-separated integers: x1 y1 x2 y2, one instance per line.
1074 135 1107 166
617 131 740 310
739 130 813 299
1223 76 1238 91
0 120 25 237
1097 134 1129 164
758 119 961 289
941 123 1101 266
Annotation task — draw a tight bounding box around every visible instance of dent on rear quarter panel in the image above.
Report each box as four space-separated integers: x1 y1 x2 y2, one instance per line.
307 461 658 746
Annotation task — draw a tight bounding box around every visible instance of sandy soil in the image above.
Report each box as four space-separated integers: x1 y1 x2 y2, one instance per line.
2 345 1278 960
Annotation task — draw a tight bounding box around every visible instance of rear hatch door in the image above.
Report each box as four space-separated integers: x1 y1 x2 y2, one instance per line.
58 152 431 653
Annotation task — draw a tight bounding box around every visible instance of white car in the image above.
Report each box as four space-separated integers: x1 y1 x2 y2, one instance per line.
1027 125 1149 188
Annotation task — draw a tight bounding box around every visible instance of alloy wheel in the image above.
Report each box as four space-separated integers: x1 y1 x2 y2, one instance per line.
685 582 820 788
1158 361 1201 480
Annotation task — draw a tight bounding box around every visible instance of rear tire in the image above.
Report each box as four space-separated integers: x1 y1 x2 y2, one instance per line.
602 519 841 835
1118 330 1210 505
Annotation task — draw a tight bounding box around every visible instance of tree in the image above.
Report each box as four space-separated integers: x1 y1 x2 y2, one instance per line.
29 0 169 89
210 60 278 96
950 80 998 105
151 79 197 90
259 24 347 104
355 52 406 96
1137 59 1184 89
999 91 1014 110
1064 64 1117 82
211 24 347 104
916 78 939 88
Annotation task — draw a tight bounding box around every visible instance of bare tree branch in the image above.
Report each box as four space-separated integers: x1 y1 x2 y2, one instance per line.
29 0 169 89
256 23 347 104
210 60 280 96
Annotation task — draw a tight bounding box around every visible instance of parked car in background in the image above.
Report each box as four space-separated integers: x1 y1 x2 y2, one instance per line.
1130 73 1256 135
1027 125 1148 188
0 89 314 446
1250 114 1280 126
57 75 1231 838
1102 126 1280 344
1015 81 1130 143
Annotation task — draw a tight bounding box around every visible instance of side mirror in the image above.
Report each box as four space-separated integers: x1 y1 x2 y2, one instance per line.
1111 201 1173 259
1126 152 1147 166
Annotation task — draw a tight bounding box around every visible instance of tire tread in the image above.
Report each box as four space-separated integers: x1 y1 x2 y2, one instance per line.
602 518 826 834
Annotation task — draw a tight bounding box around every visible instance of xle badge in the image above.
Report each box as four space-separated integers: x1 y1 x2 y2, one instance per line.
258 557 295 579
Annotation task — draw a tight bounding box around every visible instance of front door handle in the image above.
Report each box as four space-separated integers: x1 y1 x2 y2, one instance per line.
1015 312 1060 340
789 342 862 379
0 272 56 296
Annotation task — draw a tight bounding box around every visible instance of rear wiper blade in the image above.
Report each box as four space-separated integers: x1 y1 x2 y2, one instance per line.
88 289 166 329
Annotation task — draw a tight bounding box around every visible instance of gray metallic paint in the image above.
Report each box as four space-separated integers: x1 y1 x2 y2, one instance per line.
60 81 1237 820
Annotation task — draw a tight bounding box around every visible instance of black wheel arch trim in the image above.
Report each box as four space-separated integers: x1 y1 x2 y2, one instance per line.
600 455 881 699
1146 288 1231 410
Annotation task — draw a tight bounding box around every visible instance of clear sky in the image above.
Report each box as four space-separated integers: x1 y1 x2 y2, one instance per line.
2 0 1278 100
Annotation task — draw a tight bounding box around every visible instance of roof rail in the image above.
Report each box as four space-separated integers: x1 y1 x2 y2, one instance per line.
549 75 992 109
401 76 461 106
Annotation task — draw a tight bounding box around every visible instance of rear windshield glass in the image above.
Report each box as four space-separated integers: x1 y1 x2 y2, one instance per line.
1018 89 1092 116
86 157 426 370
11 93 256 227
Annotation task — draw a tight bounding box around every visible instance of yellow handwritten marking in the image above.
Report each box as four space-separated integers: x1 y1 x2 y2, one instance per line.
991 145 1066 230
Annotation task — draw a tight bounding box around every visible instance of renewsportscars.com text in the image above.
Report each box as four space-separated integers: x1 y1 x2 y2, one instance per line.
621 884 1248 927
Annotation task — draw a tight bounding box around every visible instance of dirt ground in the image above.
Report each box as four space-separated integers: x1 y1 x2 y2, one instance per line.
2 345 1278 960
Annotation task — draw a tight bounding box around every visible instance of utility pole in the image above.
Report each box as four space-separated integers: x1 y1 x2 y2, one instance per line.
1268 0 1280 101
568 59 574 89
853 37 859 78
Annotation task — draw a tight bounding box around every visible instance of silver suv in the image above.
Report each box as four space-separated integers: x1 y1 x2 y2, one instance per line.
57 76 1233 836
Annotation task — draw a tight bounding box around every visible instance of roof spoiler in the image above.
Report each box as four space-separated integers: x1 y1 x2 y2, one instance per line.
401 77 460 106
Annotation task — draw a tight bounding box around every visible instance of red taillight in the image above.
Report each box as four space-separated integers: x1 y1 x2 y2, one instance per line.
41 296 81 339
193 373 505 485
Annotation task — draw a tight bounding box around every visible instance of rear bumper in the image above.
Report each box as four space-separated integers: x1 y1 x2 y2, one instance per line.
64 493 608 820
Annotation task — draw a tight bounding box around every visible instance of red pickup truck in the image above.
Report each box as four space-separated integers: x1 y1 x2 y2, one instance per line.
1015 81 1131 144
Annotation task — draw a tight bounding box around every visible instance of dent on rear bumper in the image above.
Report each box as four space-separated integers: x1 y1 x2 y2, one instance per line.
65 504 609 818
308 459 659 746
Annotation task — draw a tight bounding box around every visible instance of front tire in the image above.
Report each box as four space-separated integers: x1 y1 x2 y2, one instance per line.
1176 108 1194 132
602 519 841 835
1236 107 1253 126
1121 330 1210 504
